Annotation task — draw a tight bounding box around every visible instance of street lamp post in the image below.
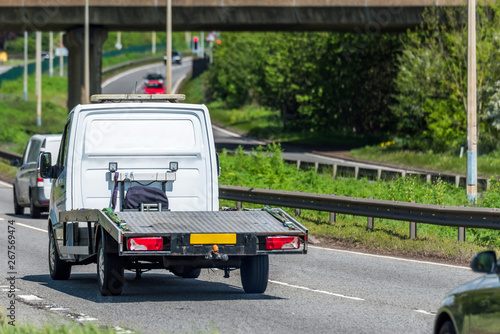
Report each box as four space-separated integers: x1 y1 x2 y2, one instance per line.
467 0 477 203
166 0 172 94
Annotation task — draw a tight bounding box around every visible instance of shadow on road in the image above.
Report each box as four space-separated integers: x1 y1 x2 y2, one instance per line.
22 272 283 303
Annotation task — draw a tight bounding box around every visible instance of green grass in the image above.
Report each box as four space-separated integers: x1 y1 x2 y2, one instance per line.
349 145 500 177
0 315 117 334
0 74 68 153
102 51 161 69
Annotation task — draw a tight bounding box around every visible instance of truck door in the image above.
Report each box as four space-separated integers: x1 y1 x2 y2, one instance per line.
53 119 72 222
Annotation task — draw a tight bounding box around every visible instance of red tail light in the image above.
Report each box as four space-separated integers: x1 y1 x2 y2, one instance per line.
266 236 300 250
37 177 44 182
127 237 163 251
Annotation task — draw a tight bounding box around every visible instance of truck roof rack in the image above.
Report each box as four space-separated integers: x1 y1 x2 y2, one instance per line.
90 94 186 103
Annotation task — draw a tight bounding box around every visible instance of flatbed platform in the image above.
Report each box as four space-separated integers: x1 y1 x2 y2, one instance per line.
116 210 304 236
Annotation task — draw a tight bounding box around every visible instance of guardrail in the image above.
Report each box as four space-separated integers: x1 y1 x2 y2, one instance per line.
0 148 21 164
219 185 500 242
284 157 490 191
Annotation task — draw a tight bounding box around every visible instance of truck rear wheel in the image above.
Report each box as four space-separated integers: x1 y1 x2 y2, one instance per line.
97 237 125 296
241 255 269 293
49 231 71 280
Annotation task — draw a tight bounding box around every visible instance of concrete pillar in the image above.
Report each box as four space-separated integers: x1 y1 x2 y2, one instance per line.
64 26 108 111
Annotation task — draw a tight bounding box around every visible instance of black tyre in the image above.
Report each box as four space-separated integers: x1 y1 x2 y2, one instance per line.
438 320 457 334
49 230 71 280
240 255 269 293
181 267 201 279
97 236 125 296
171 267 202 279
13 188 24 215
30 196 41 218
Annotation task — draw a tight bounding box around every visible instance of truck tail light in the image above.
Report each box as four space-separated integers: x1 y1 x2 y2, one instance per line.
37 177 44 186
127 237 163 251
266 236 300 250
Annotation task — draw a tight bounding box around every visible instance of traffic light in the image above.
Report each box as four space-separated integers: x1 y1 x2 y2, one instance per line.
193 36 199 53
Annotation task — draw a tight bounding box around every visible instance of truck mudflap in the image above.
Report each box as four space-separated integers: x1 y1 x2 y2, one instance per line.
59 208 308 257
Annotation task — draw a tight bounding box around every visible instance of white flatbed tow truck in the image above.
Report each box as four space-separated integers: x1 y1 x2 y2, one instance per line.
40 94 308 296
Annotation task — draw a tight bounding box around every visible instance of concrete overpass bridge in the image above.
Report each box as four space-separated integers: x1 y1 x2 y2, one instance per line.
0 0 466 109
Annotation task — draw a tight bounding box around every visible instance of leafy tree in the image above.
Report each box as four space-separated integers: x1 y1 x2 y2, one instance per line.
393 2 500 152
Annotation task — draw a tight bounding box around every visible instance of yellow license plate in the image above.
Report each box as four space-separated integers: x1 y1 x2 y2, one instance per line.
190 233 237 244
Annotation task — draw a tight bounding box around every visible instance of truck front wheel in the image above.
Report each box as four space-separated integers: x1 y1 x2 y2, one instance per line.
240 255 269 293
49 231 71 280
97 237 125 296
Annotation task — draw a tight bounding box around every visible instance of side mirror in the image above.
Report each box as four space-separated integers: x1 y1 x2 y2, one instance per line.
39 152 52 178
10 159 21 167
471 251 497 274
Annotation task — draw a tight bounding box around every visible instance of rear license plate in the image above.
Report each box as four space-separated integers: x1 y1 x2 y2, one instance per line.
190 233 236 244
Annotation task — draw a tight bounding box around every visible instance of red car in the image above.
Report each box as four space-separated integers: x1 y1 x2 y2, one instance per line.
142 80 166 94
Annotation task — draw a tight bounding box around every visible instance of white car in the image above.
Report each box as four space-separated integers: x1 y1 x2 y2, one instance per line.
13 134 62 218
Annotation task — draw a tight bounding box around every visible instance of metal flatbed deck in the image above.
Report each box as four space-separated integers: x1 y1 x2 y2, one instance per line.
116 210 304 236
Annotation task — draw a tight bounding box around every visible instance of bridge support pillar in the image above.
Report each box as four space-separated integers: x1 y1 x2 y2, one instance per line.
64 26 108 110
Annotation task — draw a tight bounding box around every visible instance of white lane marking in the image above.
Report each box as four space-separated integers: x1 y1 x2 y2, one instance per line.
49 307 69 311
2 288 20 292
309 245 470 270
16 222 47 233
269 280 364 301
0 180 13 187
19 295 43 301
415 310 436 316
0 218 4 220
172 72 188 94
76 316 98 322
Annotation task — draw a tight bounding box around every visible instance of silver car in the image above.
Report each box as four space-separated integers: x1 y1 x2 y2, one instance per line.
13 134 62 218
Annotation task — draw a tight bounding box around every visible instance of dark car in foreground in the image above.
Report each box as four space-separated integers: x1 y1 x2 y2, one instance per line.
434 251 500 334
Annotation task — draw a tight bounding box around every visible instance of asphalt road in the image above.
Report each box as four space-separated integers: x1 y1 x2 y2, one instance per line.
0 180 481 333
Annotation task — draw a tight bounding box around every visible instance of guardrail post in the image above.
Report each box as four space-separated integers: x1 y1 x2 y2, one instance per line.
377 168 382 180
455 175 460 187
315 162 319 173
458 227 466 242
296 160 301 169
295 208 301 217
409 201 417 238
401 171 406 178
329 212 336 223
236 201 242 211
487 178 491 190
367 197 374 229
354 166 359 179
333 164 337 179
367 216 374 230
426 174 431 183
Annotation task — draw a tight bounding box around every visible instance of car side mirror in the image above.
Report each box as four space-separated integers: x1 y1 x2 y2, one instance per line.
39 152 52 178
10 158 21 167
471 251 497 274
